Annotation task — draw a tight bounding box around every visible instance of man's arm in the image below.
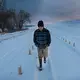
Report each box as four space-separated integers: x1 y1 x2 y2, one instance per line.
33 31 39 47
47 30 51 46
33 31 36 43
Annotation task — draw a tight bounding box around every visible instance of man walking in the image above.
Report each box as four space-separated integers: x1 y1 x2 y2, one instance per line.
33 20 51 71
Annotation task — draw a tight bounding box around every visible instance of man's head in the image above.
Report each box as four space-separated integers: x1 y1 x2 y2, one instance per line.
38 20 44 31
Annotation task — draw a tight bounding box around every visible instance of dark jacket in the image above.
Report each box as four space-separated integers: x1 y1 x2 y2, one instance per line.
33 28 51 49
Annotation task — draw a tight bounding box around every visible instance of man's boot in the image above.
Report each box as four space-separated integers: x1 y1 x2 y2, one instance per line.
44 57 46 63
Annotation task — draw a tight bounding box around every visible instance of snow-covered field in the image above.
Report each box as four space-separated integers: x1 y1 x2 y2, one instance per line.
0 21 80 80
48 22 80 80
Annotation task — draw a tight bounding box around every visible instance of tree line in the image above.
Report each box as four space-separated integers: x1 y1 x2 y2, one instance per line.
0 8 31 33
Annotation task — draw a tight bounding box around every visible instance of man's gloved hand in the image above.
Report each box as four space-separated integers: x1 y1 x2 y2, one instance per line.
35 43 39 47
35 43 41 48
44 44 47 48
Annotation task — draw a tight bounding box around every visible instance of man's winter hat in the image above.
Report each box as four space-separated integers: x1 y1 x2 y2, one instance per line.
38 20 44 27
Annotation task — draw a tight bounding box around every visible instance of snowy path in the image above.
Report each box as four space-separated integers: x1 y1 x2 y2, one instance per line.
0 27 53 80
0 24 80 80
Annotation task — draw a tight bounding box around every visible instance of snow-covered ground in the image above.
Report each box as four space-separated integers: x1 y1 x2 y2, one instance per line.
0 21 80 80
48 22 80 80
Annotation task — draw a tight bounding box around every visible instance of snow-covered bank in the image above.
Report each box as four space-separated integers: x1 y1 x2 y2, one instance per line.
47 22 80 80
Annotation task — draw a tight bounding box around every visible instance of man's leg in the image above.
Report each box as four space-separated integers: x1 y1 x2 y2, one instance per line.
39 57 42 68
44 57 46 63
38 48 43 70
43 47 48 63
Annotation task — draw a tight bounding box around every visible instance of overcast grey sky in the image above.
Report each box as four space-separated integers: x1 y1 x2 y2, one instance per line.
36 0 80 21
6 0 80 22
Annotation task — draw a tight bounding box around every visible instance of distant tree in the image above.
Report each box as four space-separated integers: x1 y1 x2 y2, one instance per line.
18 10 31 29
6 8 17 31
